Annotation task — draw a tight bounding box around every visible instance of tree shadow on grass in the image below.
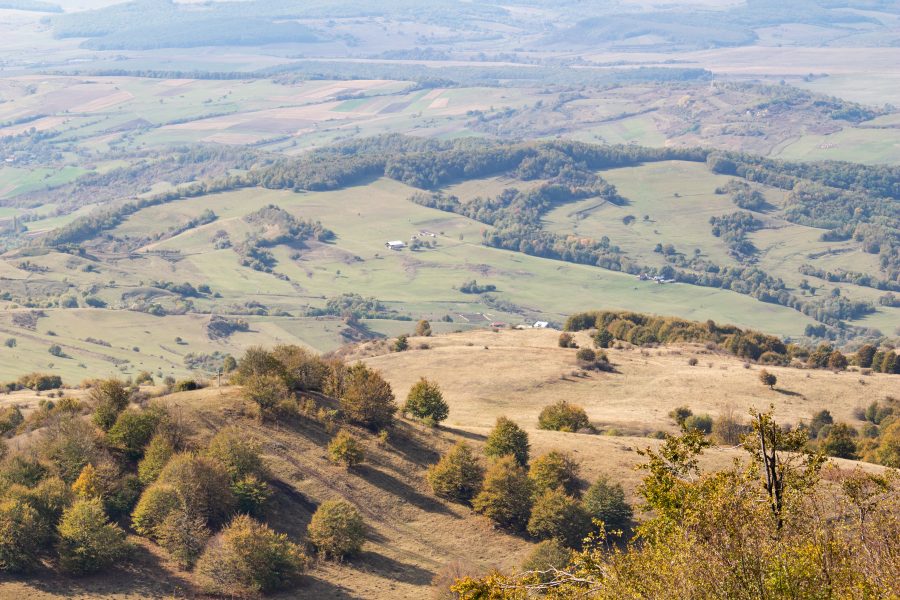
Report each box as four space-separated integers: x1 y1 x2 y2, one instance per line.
775 388 803 397
352 549 435 586
439 426 487 443
354 464 457 517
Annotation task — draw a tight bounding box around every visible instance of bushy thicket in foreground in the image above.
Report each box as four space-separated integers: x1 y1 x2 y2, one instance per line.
451 416 900 599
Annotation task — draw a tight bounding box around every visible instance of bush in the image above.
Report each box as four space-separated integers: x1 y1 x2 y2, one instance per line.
232 475 271 516
575 348 596 363
426 442 484 504
684 414 713 434
538 401 590 433
338 364 397 431
472 456 533 530
759 369 777 389
520 540 572 586
234 346 284 384
17 372 62 391
137 434 175 485
106 408 163 459
669 406 693 425
242 374 290 417
527 488 591 548
822 423 858 459
0 499 42 572
0 454 48 487
57 499 129 576
196 514 306 595
38 418 99 484
528 451 580 496
393 335 409 352
558 333 577 348
156 454 236 528
134 371 154 386
270 345 329 391
89 379 129 431
810 410 834 438
206 426 265 482
712 406 746 445
582 476 633 533
688 357 699 366
156 507 210 569
307 500 366 560
485 417 530 466
403 378 449 426
593 329 614 349
0 406 23 435
131 484 179 537
4 476 71 545
415 320 432 337
328 430 365 468
173 379 199 392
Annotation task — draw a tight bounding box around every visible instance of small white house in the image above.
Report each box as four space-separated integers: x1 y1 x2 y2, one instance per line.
533 321 549 328
385 240 406 250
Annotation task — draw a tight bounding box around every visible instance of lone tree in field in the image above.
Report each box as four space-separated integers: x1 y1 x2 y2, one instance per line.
307 500 366 560
485 417 530 466
472 456 533 530
415 320 432 337
328 430 365 468
403 378 449 426
426 442 484 503
339 364 397 431
538 401 590 432
759 369 777 389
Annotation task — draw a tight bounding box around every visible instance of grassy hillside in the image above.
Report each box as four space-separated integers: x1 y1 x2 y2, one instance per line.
1 327 896 598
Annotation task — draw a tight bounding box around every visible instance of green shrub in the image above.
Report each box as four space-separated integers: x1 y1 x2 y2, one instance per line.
822 423 858 459
328 430 365 468
583 476 633 533
426 442 484 504
558 333 577 348
137 434 175 485
205 426 266 481
131 483 180 537
156 454 236 528
520 539 572 584
172 379 199 392
156 507 210 569
684 414 713 434
57 499 129 576
415 320 432 337
472 456 533 530
527 488 591 548
403 378 449 426
232 475 271 516
17 372 62 391
592 329 614 349
271 344 329 391
575 348 596 363
484 417 530 466
528 451 580 496
234 346 285 384
89 379 129 431
106 408 163 459
38 418 99 484
0 499 42 572
669 406 693 425
337 363 397 431
197 514 306 595
242 374 290 416
307 500 366 559
538 401 590 433
0 454 48 487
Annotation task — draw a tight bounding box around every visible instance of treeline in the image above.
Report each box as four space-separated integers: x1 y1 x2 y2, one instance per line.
565 310 794 363
799 264 900 292
708 211 761 261
563 309 892 371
